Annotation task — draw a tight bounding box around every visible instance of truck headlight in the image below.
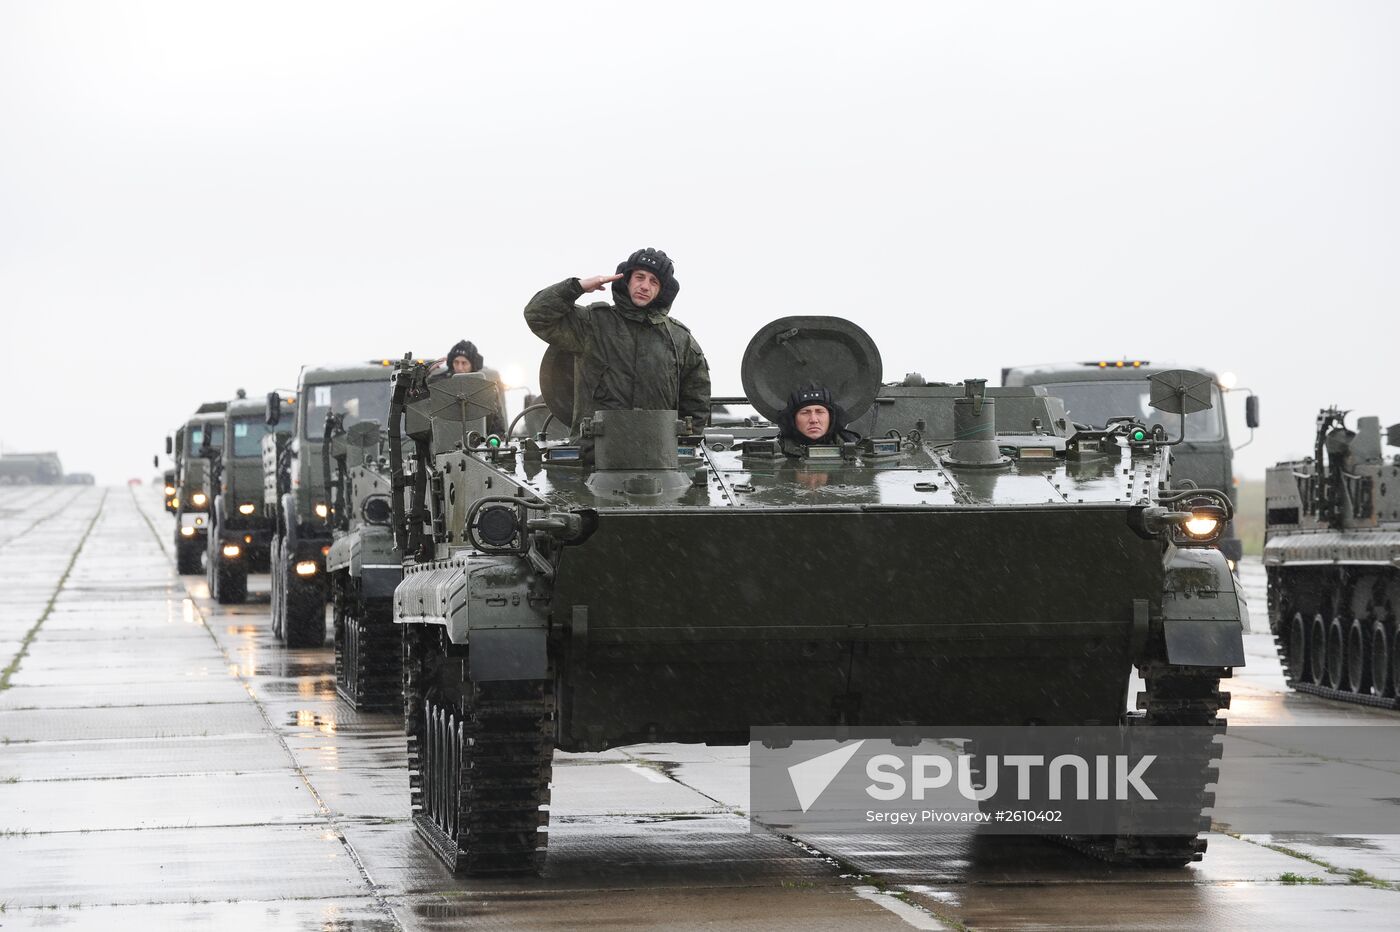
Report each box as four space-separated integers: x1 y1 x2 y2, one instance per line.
192 492 208 506
163 484 176 496
238 503 256 515
222 544 242 558
314 503 329 519
180 526 195 537
295 561 318 576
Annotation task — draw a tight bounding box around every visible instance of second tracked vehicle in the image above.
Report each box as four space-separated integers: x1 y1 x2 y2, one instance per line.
1265 408 1400 709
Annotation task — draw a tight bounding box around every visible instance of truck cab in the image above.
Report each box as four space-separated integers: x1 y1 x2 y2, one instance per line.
1002 360 1257 563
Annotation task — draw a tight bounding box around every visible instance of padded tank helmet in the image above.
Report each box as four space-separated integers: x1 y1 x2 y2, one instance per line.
613 247 680 308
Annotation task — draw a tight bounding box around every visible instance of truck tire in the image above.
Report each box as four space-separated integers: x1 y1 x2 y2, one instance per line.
176 538 202 575
284 574 327 647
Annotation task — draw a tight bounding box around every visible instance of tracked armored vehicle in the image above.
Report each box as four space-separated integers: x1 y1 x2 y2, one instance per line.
168 403 227 574
264 362 394 647
1002 360 1259 564
202 392 294 604
1264 409 1400 708
325 416 404 709
388 318 1245 876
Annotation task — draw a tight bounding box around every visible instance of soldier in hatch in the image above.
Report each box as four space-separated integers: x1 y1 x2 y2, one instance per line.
776 384 861 455
524 248 711 431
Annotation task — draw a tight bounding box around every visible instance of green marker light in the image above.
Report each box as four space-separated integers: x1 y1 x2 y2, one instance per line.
1131 428 1147 442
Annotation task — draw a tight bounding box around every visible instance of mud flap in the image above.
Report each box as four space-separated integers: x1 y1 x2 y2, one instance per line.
1164 618 1245 666
469 628 548 681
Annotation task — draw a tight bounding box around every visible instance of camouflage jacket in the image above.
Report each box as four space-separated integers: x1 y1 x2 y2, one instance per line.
524 278 710 427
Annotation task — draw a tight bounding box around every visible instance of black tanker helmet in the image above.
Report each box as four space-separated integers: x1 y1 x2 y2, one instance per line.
613 247 680 308
779 384 853 446
446 339 484 372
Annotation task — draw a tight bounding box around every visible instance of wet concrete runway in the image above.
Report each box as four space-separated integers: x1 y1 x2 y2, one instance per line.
1 486 1397 930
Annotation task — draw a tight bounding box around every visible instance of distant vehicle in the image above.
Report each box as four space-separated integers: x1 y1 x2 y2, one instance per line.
165 403 228 574
66 473 96 485
200 391 294 604
0 452 64 485
263 361 396 647
1264 409 1400 709
1002 360 1259 563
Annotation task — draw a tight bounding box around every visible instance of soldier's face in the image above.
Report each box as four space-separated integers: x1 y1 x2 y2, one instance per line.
451 357 474 373
796 405 830 440
628 270 662 307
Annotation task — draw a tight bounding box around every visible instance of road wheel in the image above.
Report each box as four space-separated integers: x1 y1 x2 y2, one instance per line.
1325 617 1347 690
1346 618 1371 694
1371 620 1394 698
1287 612 1309 683
1308 614 1328 685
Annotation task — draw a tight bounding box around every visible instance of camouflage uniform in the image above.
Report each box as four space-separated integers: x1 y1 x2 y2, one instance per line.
524 277 710 428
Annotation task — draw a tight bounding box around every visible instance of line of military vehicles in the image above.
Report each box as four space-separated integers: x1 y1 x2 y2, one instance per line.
152 318 1399 878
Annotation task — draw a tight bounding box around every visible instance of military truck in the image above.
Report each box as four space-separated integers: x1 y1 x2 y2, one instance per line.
167 403 228 574
324 416 404 709
263 362 395 647
387 320 1245 876
0 452 63 485
1264 409 1400 709
202 392 295 604
1002 361 1259 563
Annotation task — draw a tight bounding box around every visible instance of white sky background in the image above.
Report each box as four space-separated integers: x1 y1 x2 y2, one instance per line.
1 1 1397 482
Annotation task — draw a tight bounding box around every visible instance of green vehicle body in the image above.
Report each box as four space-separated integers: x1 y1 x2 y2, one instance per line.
0 452 64 485
388 320 1245 877
1264 410 1400 709
201 394 294 604
325 419 404 710
1001 361 1253 563
264 361 395 647
169 403 227 574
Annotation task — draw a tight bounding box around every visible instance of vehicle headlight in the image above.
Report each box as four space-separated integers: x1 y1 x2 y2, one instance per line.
180 526 195 537
192 492 208 506
295 560 319 576
193 516 205 527
238 503 256 515
163 484 176 496
1183 513 1220 539
314 503 329 519
222 544 242 558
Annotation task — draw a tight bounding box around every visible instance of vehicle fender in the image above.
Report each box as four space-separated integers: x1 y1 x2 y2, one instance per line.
281 492 298 549
1160 546 1246 667
394 554 546 681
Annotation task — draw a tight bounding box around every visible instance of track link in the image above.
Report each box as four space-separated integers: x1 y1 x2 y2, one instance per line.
334 574 401 711
1058 662 1229 867
404 624 554 875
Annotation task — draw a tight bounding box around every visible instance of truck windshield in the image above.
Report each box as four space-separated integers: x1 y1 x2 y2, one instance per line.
1042 381 1225 441
187 424 225 453
230 417 270 458
303 379 391 439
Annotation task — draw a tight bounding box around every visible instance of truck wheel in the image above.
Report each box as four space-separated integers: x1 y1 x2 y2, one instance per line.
176 538 203 575
215 560 248 605
284 576 327 647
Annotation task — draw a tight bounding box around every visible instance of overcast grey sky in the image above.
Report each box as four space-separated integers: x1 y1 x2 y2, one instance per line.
2 1 1397 482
